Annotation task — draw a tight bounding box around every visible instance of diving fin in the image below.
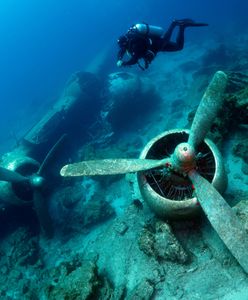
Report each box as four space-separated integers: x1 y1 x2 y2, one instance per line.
175 19 208 27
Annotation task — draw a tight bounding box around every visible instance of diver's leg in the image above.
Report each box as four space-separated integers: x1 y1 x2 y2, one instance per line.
162 21 177 42
161 19 208 52
174 25 185 50
161 25 185 52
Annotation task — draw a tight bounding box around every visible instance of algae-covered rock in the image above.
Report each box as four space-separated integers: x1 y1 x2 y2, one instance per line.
81 194 116 228
50 182 115 235
138 219 189 264
103 72 161 133
0 227 41 299
232 138 248 163
154 221 189 263
233 200 248 232
241 162 248 175
138 227 155 257
113 220 129 235
44 259 100 300
2 227 39 267
127 279 155 300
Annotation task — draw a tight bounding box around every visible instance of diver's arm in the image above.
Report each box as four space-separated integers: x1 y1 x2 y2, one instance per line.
117 47 126 60
117 47 127 67
117 48 138 67
122 55 138 66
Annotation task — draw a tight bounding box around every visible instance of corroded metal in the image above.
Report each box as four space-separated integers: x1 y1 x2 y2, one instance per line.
0 167 27 183
137 129 227 219
23 72 99 146
0 155 40 208
189 170 248 274
60 158 170 177
24 73 82 145
171 142 196 173
188 71 228 148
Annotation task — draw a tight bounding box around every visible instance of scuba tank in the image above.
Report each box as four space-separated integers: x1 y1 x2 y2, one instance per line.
130 23 164 37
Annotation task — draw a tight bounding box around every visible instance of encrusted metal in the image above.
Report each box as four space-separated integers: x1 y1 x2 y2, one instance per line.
188 71 227 148
60 158 169 176
189 170 248 274
0 156 40 207
137 129 227 219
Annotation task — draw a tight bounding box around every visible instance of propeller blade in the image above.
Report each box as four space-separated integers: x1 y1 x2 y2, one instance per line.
188 71 228 149
60 158 171 177
189 170 248 274
38 134 67 176
0 166 28 183
33 190 54 238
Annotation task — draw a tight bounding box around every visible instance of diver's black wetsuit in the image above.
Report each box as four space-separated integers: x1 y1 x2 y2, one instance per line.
117 19 208 70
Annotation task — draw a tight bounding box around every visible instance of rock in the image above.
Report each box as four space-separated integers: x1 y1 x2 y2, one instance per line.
201 44 233 69
127 279 155 300
51 183 115 235
138 219 189 264
233 173 243 181
59 184 84 209
154 221 189 264
170 99 187 114
44 260 100 300
138 227 155 257
95 276 115 300
241 162 248 175
2 227 39 267
103 72 161 133
0 226 43 298
81 194 115 228
232 138 248 163
233 200 248 232
114 220 129 235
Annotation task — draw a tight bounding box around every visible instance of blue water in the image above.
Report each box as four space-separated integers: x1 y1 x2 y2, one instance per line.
0 0 247 153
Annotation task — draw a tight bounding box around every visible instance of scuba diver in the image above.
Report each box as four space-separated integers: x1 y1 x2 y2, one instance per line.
117 19 208 70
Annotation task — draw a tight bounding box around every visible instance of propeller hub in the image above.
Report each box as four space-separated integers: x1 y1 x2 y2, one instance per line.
138 129 227 219
30 175 45 189
172 142 196 173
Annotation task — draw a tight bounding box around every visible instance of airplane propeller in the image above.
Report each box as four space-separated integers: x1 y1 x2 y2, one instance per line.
60 71 248 274
0 166 28 183
60 158 171 176
0 134 66 238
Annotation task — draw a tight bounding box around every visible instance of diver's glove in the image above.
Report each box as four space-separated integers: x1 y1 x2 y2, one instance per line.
117 60 123 67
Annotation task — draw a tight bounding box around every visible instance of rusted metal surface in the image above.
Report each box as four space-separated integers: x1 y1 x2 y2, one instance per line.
188 71 227 148
60 158 170 176
189 171 248 274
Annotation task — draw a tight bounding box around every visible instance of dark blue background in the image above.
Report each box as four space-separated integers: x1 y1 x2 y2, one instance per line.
0 0 247 153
